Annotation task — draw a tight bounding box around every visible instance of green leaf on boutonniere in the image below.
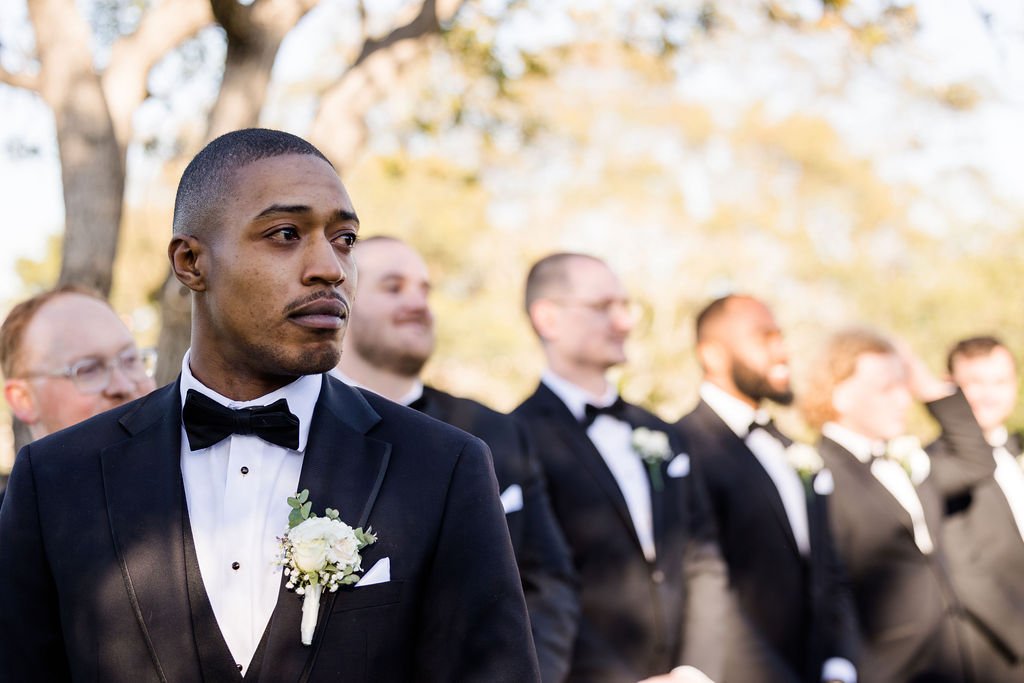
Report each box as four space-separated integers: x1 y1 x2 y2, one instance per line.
287 489 316 528
325 507 340 520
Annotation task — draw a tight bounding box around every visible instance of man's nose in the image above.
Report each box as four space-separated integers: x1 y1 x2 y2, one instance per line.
304 236 346 285
103 363 136 397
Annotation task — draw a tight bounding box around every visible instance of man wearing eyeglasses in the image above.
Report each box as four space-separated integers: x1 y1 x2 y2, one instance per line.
1 286 156 443
513 253 729 683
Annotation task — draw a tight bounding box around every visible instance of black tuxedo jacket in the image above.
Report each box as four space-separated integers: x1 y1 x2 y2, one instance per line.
674 400 858 683
926 393 1024 679
819 417 971 683
514 383 729 683
414 385 579 683
0 376 539 683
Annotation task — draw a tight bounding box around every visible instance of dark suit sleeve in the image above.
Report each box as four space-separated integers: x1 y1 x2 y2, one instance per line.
0 446 72 681
413 437 541 683
925 390 996 497
515 428 580 683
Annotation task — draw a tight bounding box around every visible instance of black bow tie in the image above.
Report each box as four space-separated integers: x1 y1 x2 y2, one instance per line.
182 389 300 451
581 397 628 428
747 418 793 448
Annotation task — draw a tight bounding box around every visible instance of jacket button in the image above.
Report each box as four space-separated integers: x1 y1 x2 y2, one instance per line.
232 561 240 570
651 569 665 584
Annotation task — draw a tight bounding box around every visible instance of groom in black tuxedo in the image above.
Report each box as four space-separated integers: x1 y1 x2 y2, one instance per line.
0 129 538 682
513 253 729 683
673 296 857 683
333 236 578 683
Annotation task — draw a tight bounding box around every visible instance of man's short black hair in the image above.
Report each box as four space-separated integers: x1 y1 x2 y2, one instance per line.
172 128 334 238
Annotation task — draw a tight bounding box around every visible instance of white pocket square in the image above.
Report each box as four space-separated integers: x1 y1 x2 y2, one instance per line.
500 484 524 514
355 557 390 587
813 469 834 496
667 453 691 478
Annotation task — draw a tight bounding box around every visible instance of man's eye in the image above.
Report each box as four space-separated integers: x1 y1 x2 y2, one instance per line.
270 227 300 241
73 361 105 381
334 233 357 248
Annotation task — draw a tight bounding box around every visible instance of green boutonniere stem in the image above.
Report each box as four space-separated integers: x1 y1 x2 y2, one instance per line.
646 459 664 492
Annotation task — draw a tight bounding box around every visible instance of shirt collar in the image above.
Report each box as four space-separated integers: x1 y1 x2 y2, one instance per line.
822 421 883 464
541 369 617 423
328 368 423 407
179 348 322 452
699 381 767 438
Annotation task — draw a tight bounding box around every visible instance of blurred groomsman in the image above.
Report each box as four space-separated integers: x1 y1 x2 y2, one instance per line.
673 296 857 683
928 337 1024 681
802 329 981 683
334 236 579 683
1 286 156 443
513 253 729 683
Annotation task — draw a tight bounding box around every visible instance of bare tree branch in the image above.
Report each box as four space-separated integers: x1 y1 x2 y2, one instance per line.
0 65 40 91
351 0 440 69
103 0 214 150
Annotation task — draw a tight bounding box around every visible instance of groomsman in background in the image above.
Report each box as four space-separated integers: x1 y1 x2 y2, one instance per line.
674 295 857 683
802 329 980 683
334 236 579 683
514 253 729 683
928 336 1024 681
1 286 156 443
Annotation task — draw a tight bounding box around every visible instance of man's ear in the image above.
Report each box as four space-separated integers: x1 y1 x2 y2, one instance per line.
529 299 561 343
169 235 207 292
4 380 39 425
832 378 854 416
696 340 728 377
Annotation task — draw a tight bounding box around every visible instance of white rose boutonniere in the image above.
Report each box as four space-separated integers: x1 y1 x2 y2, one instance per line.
885 435 931 485
279 489 377 645
785 443 824 485
632 427 673 491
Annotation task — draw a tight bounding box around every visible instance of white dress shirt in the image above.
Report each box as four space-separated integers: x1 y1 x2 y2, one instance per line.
823 422 934 555
180 350 321 673
700 382 811 556
328 368 423 407
987 427 1024 543
542 370 657 561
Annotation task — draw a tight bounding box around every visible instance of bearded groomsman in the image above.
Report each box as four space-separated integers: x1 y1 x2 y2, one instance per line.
802 329 981 683
0 129 538 682
513 253 729 683
334 235 578 683
673 296 857 683
927 337 1024 681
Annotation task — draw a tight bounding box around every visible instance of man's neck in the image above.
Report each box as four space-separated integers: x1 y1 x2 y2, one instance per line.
545 356 611 397
704 376 758 408
336 355 418 403
187 345 295 401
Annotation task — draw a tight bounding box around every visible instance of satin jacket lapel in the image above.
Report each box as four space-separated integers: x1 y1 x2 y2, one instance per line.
260 377 389 683
101 382 201 682
622 404 670 554
534 384 646 557
822 438 917 541
695 401 801 556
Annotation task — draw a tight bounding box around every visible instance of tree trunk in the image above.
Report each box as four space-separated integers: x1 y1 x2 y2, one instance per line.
28 0 125 296
154 9 291 381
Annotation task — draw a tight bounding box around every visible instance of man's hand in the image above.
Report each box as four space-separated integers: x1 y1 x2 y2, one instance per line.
895 339 956 402
638 665 716 683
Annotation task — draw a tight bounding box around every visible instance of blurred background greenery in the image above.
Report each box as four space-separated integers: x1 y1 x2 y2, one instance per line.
2 0 1023 466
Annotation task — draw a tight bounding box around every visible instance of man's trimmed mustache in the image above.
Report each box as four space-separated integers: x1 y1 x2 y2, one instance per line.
284 289 350 316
